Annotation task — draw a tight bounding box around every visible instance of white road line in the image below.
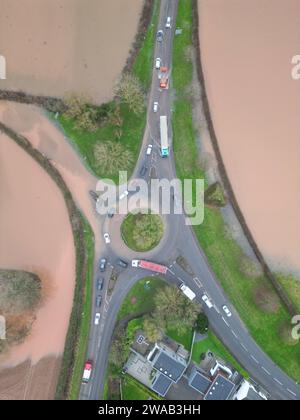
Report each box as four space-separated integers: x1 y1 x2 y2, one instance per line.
222 317 229 327
274 378 283 386
287 388 297 397
261 366 271 376
240 343 248 352
214 306 220 314
168 269 175 276
231 330 238 338
250 355 259 364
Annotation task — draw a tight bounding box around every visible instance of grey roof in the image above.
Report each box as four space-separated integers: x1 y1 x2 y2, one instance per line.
151 373 173 397
204 374 235 400
153 351 187 382
189 370 212 395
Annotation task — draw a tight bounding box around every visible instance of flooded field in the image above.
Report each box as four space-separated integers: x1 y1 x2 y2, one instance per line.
0 0 142 103
0 133 76 364
198 0 300 274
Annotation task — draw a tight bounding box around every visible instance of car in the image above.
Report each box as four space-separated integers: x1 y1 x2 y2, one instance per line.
166 16 172 28
99 258 107 272
146 144 153 156
104 232 111 244
153 101 159 112
107 208 115 218
118 259 128 268
222 305 232 317
139 165 148 177
155 57 161 69
94 312 101 325
97 277 104 290
201 294 213 309
156 30 164 42
119 190 129 200
96 295 102 307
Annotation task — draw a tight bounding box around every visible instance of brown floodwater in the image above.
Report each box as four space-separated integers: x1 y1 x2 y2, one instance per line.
0 0 142 104
198 0 300 274
0 133 75 365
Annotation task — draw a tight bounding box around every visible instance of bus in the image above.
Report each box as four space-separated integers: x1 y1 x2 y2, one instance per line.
160 115 169 157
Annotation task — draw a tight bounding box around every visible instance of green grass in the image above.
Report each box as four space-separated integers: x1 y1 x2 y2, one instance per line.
122 375 160 400
121 213 164 252
192 331 249 378
68 217 94 400
56 1 159 184
166 327 193 351
172 0 300 381
117 277 165 321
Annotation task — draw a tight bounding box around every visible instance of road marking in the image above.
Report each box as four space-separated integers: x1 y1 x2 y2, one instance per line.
193 277 202 288
240 343 248 352
274 378 283 386
261 366 271 376
250 355 259 364
168 269 175 276
231 330 238 339
222 317 229 327
287 388 297 397
214 306 220 314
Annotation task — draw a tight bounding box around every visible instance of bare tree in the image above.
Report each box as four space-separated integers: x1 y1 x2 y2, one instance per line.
115 73 145 115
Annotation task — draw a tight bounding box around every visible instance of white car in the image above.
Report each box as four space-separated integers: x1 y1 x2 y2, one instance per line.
146 144 153 156
119 190 129 200
103 233 111 244
166 17 171 28
222 305 232 317
94 312 101 326
202 294 213 309
153 101 159 113
155 57 161 69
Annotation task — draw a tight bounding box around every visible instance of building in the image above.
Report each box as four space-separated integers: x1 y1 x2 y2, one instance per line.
124 331 268 401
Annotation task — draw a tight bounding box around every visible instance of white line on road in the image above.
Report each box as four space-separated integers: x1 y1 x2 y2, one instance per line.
214 306 220 314
222 317 229 327
168 269 175 276
240 343 248 352
261 366 271 376
287 388 297 397
231 330 238 338
250 355 259 364
274 378 283 386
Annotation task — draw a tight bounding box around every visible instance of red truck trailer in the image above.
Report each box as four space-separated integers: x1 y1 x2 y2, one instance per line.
132 259 168 274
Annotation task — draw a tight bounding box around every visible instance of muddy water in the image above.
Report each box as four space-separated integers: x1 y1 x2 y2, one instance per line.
0 0 142 104
198 0 300 273
0 133 75 365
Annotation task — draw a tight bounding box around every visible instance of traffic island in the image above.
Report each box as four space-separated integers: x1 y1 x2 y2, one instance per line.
121 212 164 252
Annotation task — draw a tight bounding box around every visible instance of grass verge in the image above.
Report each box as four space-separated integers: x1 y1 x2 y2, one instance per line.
172 0 300 381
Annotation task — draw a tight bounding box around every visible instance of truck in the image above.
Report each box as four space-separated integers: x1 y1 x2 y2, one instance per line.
82 360 93 384
160 115 169 157
179 283 196 301
132 259 168 274
159 66 169 89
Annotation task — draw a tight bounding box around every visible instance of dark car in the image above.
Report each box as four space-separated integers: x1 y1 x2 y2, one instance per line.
156 30 164 42
96 295 102 307
139 165 148 177
107 208 115 218
118 259 128 268
97 277 104 291
99 258 107 272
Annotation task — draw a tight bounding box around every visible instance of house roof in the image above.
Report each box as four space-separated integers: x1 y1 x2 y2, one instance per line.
204 374 235 400
151 373 173 397
153 350 187 382
189 370 212 395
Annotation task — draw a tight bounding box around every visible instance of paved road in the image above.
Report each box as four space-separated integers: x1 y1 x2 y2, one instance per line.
80 0 300 401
